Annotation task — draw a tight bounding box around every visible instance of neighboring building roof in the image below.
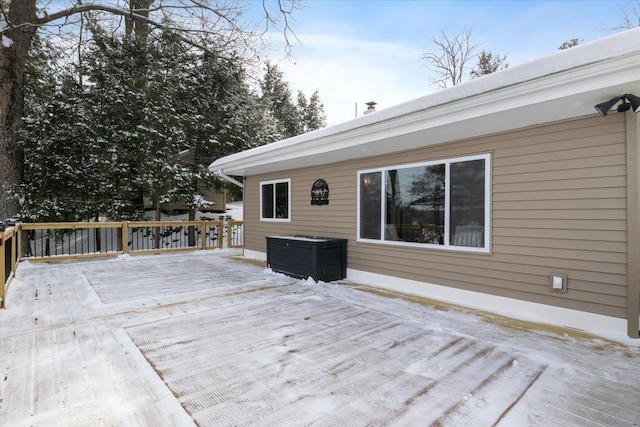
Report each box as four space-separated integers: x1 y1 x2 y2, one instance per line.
210 28 640 177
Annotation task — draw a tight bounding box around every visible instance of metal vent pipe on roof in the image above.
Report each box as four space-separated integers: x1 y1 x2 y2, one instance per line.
364 101 377 115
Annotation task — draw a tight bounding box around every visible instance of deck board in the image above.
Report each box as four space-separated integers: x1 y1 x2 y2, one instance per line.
1 252 639 426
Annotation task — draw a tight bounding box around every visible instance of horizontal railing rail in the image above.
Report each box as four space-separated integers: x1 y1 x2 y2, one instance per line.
0 218 243 307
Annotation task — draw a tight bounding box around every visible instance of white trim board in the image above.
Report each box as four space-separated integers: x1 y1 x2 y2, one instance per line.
346 268 629 343
244 249 267 262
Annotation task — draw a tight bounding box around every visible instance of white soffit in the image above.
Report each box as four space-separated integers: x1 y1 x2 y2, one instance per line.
210 28 640 177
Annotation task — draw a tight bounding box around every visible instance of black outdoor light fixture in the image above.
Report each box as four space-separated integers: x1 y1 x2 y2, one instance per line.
594 93 640 116
626 93 640 112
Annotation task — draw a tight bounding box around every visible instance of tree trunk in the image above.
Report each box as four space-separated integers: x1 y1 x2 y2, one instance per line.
0 1 38 219
188 142 200 247
125 0 153 42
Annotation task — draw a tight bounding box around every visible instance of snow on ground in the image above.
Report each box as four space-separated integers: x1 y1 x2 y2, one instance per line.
1 251 639 426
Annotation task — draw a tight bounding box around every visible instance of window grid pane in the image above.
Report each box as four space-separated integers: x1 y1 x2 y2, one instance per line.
385 165 445 244
359 172 382 239
262 184 274 219
275 182 289 219
449 159 485 247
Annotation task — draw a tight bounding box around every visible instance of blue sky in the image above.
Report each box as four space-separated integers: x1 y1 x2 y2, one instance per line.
263 0 637 125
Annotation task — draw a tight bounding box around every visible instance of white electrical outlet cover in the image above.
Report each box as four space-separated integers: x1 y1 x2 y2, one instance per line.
552 276 564 290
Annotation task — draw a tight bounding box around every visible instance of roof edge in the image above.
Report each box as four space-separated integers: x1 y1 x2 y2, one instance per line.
210 27 640 175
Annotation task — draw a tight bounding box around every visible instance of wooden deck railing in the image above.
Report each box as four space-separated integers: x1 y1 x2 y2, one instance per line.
1 225 19 308
227 220 244 249
0 219 243 308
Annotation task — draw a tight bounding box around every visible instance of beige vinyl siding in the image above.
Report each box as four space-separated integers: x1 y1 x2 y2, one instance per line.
244 114 629 318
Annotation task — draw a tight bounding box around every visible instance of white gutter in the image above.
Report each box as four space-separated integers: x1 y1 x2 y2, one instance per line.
215 170 244 189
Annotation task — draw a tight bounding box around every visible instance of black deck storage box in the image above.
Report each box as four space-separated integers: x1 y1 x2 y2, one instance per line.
266 235 347 282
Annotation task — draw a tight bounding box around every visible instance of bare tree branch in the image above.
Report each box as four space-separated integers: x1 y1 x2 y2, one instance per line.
610 2 640 31
260 0 302 55
1 1 301 60
421 28 480 89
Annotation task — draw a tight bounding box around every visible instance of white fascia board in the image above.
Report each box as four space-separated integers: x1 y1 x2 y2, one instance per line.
210 28 640 177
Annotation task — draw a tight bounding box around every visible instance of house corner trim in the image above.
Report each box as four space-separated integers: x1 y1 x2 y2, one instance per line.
626 110 640 338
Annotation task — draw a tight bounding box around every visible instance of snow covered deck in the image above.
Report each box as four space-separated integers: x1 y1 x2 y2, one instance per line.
1 252 639 426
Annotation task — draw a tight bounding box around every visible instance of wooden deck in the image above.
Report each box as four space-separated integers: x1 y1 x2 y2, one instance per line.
1 252 639 426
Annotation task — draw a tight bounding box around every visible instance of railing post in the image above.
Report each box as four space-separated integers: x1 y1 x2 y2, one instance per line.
226 219 232 249
200 221 206 250
11 229 17 275
0 231 5 308
122 221 129 254
154 223 161 250
17 224 22 261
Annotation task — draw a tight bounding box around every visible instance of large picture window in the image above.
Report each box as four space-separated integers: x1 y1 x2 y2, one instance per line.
260 179 291 221
357 154 490 252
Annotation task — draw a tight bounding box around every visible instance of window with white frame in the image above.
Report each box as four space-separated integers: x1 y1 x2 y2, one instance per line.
357 154 490 251
260 178 291 221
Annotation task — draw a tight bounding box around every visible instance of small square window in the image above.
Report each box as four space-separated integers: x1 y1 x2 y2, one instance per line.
260 179 291 221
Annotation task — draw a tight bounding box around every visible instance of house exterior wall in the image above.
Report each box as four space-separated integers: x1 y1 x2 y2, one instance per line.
244 114 631 320
201 187 226 212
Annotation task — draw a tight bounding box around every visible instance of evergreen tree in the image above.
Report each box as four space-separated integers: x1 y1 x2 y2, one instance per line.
175 51 249 214
0 1 301 219
18 27 188 222
296 91 308 126
18 36 106 221
17 28 321 223
470 50 508 79
295 90 326 133
82 27 185 219
260 62 302 139
558 38 581 50
303 90 327 132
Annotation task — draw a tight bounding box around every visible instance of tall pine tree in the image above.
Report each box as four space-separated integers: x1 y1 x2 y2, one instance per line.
17 28 326 222
261 63 326 139
260 62 302 139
